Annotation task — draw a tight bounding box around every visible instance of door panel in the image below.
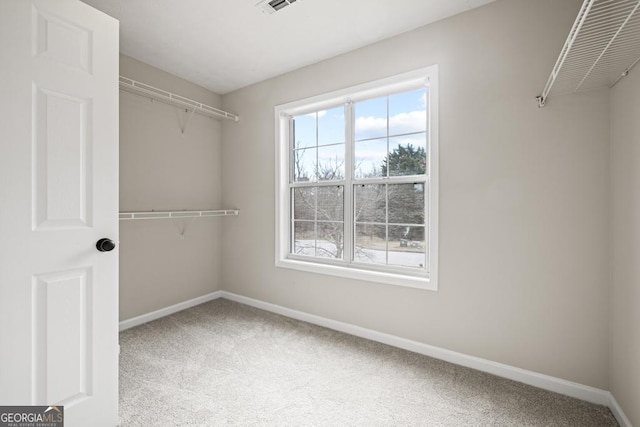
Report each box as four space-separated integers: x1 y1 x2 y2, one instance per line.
33 268 92 406
0 1 119 426
33 7 93 73
33 87 93 229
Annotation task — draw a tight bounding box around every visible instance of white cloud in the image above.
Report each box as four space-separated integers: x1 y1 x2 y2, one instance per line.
389 111 426 134
355 110 426 137
355 116 386 134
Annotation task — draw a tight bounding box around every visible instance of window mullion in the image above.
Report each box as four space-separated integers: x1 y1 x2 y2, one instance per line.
351 176 426 186
385 96 390 265
385 183 389 266
288 115 294 184
288 116 295 255
344 100 354 264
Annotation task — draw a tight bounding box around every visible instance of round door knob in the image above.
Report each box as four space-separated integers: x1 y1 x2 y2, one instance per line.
96 238 116 252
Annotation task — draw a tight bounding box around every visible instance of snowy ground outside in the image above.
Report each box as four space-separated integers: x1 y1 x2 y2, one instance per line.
294 239 425 268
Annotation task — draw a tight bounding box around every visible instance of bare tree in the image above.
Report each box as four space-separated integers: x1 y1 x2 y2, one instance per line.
292 144 425 261
292 150 346 258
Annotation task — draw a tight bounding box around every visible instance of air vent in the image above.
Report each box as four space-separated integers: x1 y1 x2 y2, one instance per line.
257 0 298 14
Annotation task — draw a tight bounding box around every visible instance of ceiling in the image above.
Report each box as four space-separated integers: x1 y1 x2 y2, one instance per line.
82 0 494 95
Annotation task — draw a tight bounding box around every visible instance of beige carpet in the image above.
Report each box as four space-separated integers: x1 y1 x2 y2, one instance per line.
119 299 617 426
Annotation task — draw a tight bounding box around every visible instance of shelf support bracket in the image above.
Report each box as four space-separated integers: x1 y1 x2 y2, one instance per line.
179 106 197 135
174 217 197 239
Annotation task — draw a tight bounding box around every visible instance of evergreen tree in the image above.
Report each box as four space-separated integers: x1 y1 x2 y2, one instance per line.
380 144 426 241
381 144 426 177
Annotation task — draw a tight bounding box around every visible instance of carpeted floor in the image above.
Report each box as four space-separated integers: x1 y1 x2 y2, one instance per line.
119 299 618 426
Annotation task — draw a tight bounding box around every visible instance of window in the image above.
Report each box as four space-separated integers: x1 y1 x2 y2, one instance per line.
275 66 438 290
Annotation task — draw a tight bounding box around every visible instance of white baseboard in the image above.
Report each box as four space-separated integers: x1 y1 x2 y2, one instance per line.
609 392 633 427
118 289 629 422
119 291 223 331
220 291 611 407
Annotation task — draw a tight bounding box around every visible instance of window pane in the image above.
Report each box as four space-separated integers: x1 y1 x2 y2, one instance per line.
317 222 344 259
386 137 427 177
388 183 425 225
355 184 386 223
318 106 345 146
354 224 386 265
285 79 433 277
293 221 315 256
293 114 316 149
354 138 387 179
388 225 425 268
389 88 427 136
317 144 345 181
293 147 316 182
293 187 315 220
316 185 343 222
355 96 387 141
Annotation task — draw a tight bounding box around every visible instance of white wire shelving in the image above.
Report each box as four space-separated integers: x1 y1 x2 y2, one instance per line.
119 76 239 122
537 0 640 107
119 209 239 221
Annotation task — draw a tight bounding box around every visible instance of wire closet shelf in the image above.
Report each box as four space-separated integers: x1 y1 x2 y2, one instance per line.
537 0 640 107
119 210 239 221
119 76 240 122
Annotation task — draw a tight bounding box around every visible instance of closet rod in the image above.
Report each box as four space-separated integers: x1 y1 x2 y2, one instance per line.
119 209 239 220
119 76 240 122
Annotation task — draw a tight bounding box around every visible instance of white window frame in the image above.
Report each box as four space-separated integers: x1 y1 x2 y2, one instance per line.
275 65 439 290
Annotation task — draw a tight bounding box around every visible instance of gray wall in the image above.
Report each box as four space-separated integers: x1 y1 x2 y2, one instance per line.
119 55 223 320
220 0 612 389
611 66 640 425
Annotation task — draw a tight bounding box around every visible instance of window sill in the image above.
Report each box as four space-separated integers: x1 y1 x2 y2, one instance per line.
276 257 437 291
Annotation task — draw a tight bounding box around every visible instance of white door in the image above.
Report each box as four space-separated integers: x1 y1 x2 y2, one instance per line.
0 0 119 426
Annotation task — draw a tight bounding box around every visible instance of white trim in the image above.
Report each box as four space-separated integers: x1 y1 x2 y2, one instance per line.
427 72 439 288
274 65 439 290
116 290 626 418
609 392 633 427
276 258 430 289
275 67 434 114
118 291 223 331
220 291 611 406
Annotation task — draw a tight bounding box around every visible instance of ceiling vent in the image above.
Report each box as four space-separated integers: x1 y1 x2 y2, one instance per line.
257 0 298 14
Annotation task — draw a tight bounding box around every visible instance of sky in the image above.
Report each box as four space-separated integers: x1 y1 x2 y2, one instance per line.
293 87 428 180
